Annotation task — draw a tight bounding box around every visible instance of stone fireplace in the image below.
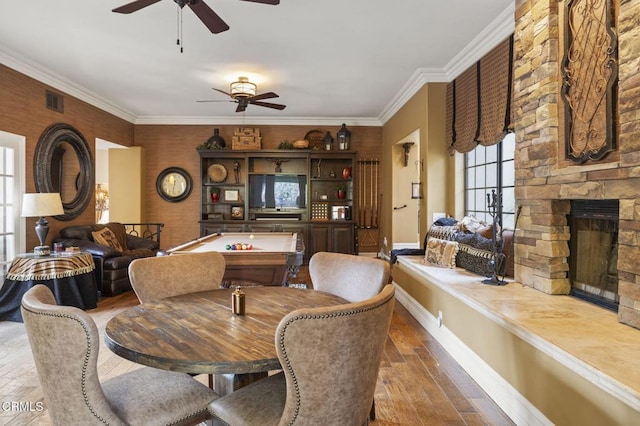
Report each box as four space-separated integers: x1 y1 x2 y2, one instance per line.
512 0 640 329
568 199 619 311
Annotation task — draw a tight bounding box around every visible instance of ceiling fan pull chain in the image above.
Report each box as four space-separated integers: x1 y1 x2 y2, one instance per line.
176 5 184 53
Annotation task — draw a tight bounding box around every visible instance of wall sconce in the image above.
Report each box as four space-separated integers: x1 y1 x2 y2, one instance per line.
95 184 110 223
411 182 423 199
402 142 414 167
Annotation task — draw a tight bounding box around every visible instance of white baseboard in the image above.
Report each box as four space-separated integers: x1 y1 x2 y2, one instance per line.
393 283 551 426
392 242 420 250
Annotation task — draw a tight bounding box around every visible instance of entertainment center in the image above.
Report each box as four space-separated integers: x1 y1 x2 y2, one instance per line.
198 149 357 261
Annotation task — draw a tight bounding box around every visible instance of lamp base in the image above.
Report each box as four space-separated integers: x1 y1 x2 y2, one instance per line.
33 245 51 256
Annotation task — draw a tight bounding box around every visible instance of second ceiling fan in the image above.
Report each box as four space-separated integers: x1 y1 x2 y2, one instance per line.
112 0 280 34
198 77 286 113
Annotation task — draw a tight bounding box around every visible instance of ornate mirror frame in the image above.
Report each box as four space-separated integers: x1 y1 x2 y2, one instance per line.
34 123 94 221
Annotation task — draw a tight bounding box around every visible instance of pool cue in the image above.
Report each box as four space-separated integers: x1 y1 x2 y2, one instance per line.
372 159 378 228
359 161 364 226
365 160 372 228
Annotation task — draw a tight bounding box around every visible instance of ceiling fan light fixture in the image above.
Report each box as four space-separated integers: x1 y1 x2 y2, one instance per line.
230 77 257 98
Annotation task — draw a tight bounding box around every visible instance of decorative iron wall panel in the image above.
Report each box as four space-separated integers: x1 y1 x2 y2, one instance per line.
561 0 618 163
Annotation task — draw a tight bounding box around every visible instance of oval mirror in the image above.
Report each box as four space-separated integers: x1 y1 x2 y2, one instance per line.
34 123 94 221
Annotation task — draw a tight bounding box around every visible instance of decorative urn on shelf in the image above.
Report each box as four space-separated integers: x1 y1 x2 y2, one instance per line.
207 128 226 149
342 166 351 179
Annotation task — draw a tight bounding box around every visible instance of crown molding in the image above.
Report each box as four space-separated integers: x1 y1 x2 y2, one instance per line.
0 46 137 123
378 68 449 125
1 2 514 128
444 2 515 80
378 2 515 125
134 116 382 127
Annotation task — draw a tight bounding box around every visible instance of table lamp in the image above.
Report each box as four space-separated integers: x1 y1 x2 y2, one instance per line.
21 193 64 256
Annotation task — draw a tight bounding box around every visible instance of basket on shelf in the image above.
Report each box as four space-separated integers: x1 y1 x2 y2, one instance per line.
304 129 325 150
292 139 309 149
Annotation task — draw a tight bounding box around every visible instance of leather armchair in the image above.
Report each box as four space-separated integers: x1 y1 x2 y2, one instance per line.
54 222 160 296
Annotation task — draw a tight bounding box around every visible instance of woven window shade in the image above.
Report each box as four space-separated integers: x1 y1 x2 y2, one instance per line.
447 34 514 154
446 82 454 153
451 64 479 154
477 36 513 146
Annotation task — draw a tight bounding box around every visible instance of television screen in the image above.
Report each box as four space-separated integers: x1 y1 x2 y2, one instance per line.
249 175 306 209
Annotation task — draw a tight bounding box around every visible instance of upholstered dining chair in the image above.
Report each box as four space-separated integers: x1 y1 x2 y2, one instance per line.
128 251 226 303
208 284 395 426
309 251 390 303
21 285 218 426
309 251 390 420
129 251 226 389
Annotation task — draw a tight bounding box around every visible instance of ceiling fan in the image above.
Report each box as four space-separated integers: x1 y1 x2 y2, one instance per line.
198 77 287 112
112 0 280 34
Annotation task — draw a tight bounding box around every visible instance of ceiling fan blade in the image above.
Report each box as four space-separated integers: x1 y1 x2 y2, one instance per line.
250 100 286 110
240 0 280 5
212 88 233 97
236 102 247 113
196 100 234 103
112 0 162 13
188 0 230 34
250 92 279 101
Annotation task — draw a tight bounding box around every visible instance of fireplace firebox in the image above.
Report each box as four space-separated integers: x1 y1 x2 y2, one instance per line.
568 200 619 312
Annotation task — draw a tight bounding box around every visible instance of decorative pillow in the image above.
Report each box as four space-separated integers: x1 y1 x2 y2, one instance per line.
457 216 489 233
425 238 459 268
92 227 124 252
454 232 504 276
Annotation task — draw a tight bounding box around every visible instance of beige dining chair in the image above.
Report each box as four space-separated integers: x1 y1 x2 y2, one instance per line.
129 251 226 389
21 285 218 426
208 284 395 426
128 251 226 303
308 251 391 420
309 251 391 303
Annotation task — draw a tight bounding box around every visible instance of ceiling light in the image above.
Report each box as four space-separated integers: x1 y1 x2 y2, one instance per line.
230 77 257 98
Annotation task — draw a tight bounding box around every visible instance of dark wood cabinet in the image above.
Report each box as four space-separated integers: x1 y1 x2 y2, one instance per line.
198 149 356 260
309 223 355 255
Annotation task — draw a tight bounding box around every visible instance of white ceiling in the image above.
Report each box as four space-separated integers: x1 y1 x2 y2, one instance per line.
0 0 514 126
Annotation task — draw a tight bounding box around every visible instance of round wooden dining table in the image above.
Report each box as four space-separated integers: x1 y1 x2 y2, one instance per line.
104 286 346 394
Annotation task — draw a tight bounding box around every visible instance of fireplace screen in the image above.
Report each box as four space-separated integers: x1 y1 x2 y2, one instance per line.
568 200 619 311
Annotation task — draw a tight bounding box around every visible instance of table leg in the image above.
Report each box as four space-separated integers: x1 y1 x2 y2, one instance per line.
214 372 269 396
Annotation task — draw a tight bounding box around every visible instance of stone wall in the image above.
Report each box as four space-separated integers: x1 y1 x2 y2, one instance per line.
512 0 640 329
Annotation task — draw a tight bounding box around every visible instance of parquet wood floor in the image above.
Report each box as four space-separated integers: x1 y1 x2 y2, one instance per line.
0 267 514 425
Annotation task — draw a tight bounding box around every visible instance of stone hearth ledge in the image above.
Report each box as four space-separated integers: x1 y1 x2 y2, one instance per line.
392 255 640 425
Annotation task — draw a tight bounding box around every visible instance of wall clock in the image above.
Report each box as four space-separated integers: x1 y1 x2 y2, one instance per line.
156 167 193 202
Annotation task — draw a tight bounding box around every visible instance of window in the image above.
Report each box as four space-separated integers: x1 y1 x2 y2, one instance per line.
0 132 25 280
464 132 515 229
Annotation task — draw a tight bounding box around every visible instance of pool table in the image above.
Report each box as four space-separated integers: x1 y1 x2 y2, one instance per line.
166 232 304 286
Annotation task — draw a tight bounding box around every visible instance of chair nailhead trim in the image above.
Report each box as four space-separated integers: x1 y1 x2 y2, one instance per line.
276 294 393 425
23 307 110 424
24 306 209 426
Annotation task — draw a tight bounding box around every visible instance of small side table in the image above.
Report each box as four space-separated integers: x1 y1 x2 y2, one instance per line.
0 252 98 322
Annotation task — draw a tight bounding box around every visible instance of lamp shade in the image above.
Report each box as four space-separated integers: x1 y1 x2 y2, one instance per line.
21 193 64 217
